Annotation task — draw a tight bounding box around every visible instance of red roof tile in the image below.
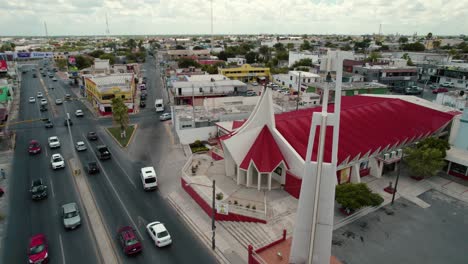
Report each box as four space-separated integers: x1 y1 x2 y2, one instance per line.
240 125 287 172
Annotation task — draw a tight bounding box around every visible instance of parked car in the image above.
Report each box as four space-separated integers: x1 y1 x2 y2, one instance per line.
30 179 48 200
146 221 172 247
50 153 65 169
55 98 63 105
87 131 98 141
44 119 53 128
29 97 36 103
159 112 172 121
75 141 87 151
28 234 49 264
96 145 111 160
40 104 47 112
117 226 143 255
28 140 41 154
87 161 99 174
48 73 53 78
48 136 60 149
405 87 422 95
65 94 71 100
75 109 84 117
140 93 147 100
246 91 256 96
140 167 157 191
440 82 454 88
432 88 449 94
61 202 81 229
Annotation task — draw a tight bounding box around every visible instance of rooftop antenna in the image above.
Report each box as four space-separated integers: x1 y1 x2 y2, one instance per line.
44 21 49 39
210 0 214 53
105 13 110 37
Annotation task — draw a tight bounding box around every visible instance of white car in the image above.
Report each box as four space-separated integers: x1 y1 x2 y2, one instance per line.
140 167 157 191
40 99 48 105
75 109 84 117
29 97 36 103
146 222 172 247
51 153 65 170
75 141 87 151
48 136 60 149
37 92 43 98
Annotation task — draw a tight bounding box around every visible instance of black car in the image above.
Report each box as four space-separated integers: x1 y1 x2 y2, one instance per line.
64 118 73 126
87 132 98 141
140 93 147 100
96 145 111 160
40 105 47 112
44 119 54 128
87 161 100 174
140 100 146 108
30 179 48 200
32 73 37 78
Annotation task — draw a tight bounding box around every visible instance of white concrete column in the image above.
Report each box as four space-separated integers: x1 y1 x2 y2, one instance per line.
446 161 451 174
236 165 241 185
350 164 361 183
369 157 383 178
246 166 251 188
268 172 272 191
257 172 261 191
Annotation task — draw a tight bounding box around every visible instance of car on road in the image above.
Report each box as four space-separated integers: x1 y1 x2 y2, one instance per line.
29 97 36 103
30 179 48 200
140 167 157 191
75 109 84 117
75 141 87 151
146 221 172 247
50 153 65 169
429 84 438 90
44 119 53 128
55 98 63 105
40 104 47 112
404 87 422 95
32 73 37 78
87 131 98 141
251 82 258 86
117 226 143 255
87 161 99 174
96 145 111 160
52 77 57 82
440 82 454 88
28 234 49 264
159 112 171 121
432 87 449 94
48 136 60 149
42 73 46 77
61 202 81 230
48 73 53 78
140 93 147 100
48 85 54 90
40 99 47 105
65 94 71 100
140 100 146 108
246 91 256 96
64 118 73 126
28 140 41 155
36 92 43 98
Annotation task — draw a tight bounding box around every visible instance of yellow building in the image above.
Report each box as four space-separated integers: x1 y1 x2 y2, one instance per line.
218 64 271 83
84 73 135 115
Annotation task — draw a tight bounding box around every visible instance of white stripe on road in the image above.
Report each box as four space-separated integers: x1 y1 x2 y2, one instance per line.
59 234 66 264
49 177 55 198
112 156 137 189
85 138 144 240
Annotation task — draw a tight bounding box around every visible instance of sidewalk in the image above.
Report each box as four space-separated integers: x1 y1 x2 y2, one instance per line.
0 151 13 259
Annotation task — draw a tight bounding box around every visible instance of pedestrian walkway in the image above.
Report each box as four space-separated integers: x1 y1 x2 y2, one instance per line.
0 151 13 258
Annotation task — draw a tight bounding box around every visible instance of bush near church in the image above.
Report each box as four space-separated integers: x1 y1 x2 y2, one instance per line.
335 183 384 213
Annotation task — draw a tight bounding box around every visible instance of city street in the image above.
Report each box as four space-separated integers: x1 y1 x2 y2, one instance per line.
2 57 217 263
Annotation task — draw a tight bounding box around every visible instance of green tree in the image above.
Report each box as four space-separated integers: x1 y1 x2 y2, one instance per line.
111 97 130 138
335 183 384 212
245 51 258 64
426 32 433 40
300 40 312 51
88 50 105 58
276 50 289 61
259 45 270 61
365 51 381 62
405 147 446 178
99 53 116 65
75 55 94 70
407 58 415 66
402 53 410 60
416 137 450 157
126 39 137 50
273 43 285 52
193 46 204 50
398 36 409 44
55 59 68 70
178 58 200 68
291 58 313 68
341 44 352 51
286 43 295 51
175 45 185 50
401 42 425 51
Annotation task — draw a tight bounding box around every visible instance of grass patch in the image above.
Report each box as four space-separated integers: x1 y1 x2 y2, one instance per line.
107 125 136 147
190 140 209 153
306 86 316 93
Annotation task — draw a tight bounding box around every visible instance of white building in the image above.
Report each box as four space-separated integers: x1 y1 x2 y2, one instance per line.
320 50 354 72
227 57 247 66
273 71 320 90
288 51 319 67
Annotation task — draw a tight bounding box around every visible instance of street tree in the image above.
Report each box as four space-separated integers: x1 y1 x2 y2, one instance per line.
405 147 445 179
286 43 295 51
398 36 409 44
416 137 450 157
245 51 258 64
178 58 200 68
111 97 129 138
426 32 433 39
300 40 312 51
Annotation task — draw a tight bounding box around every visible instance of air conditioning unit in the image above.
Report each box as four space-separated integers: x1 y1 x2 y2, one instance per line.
391 151 397 159
397 149 403 157
383 153 390 160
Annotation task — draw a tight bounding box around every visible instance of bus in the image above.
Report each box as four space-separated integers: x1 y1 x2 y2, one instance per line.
155 99 164 112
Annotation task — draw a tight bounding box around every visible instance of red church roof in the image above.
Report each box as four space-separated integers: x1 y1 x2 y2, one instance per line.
275 96 457 163
240 126 288 172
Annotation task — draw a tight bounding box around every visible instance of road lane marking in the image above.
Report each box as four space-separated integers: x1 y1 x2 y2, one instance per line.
112 154 137 189
49 177 56 198
85 139 145 241
59 234 66 264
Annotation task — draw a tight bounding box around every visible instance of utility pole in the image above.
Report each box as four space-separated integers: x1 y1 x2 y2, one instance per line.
211 179 216 250
44 22 49 39
192 84 195 127
210 0 214 53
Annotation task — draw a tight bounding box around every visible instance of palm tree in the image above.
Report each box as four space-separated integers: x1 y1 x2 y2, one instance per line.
111 97 129 138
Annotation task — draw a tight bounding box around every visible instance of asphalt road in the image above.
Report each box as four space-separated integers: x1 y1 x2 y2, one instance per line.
2 63 100 264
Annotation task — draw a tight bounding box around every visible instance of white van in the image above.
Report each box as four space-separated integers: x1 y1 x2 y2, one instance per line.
140 167 158 191
155 99 164 112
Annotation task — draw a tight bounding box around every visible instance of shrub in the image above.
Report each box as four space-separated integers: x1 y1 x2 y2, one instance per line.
335 183 384 211
252 205 256 210
216 192 224 200
246 204 251 209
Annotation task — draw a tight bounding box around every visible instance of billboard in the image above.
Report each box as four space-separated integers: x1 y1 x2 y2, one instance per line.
17 52 31 58
30 52 54 58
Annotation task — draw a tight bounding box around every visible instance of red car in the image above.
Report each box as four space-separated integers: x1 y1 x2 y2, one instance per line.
432 87 449 94
28 234 49 264
117 226 142 255
28 140 42 154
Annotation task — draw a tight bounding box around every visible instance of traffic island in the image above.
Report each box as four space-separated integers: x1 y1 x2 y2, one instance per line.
106 125 137 148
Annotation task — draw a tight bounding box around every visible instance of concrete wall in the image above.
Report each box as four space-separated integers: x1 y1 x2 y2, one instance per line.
176 126 218 144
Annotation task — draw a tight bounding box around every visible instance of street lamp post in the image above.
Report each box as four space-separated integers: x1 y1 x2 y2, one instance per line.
391 151 403 205
186 180 216 250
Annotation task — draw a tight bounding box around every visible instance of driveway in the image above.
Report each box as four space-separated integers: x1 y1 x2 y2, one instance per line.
332 190 468 264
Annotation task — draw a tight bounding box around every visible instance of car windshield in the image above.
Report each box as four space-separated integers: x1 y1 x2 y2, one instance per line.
32 185 45 192
53 157 62 162
30 143 39 148
64 211 78 218
157 230 169 238
125 238 139 246
145 178 156 184
30 244 45 254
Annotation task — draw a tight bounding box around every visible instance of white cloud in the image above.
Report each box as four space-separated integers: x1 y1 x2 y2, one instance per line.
0 0 466 35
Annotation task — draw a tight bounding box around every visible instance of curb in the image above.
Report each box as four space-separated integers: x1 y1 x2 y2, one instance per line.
105 124 138 148
166 194 231 264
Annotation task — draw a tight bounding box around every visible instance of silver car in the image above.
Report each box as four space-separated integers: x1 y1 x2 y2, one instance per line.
62 203 81 229
75 141 87 151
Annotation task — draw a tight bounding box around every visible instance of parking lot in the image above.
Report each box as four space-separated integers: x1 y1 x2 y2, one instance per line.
332 190 468 264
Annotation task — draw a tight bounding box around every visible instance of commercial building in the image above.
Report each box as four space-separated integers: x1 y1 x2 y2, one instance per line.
227 57 247 66
288 51 319 67
446 108 468 180
218 64 271 84
164 49 211 61
84 73 135 116
352 64 418 92
431 63 468 89
272 71 320 91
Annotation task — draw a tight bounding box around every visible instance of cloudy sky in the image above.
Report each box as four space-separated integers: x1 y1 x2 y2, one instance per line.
1 0 467 36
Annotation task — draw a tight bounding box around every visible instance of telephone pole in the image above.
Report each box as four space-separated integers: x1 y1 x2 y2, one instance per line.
105 13 110 37
44 22 49 39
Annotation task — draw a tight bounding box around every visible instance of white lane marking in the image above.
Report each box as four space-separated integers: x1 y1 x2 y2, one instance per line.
49 177 56 198
112 156 137 189
85 138 144 241
59 234 66 264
